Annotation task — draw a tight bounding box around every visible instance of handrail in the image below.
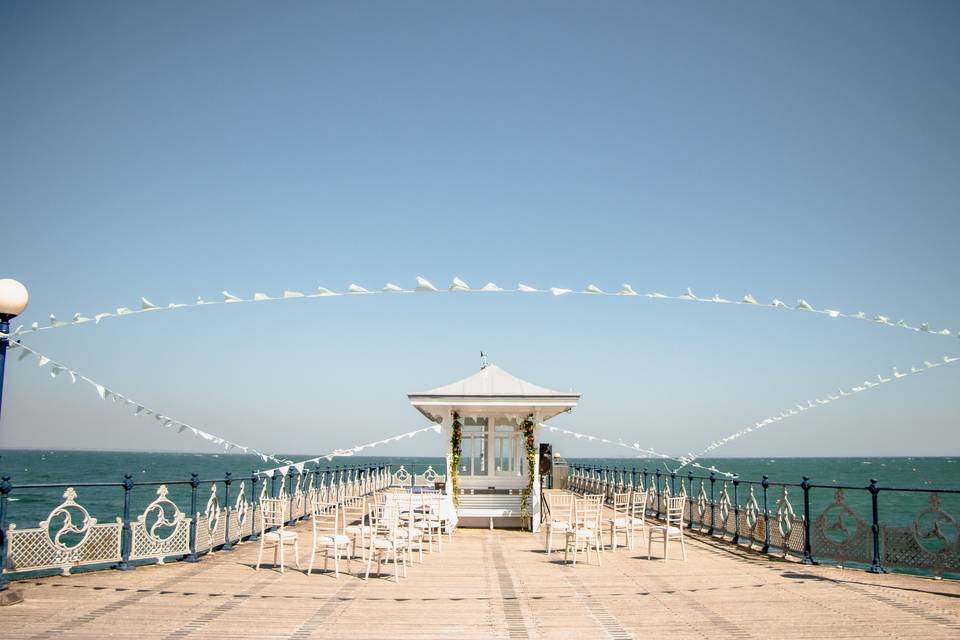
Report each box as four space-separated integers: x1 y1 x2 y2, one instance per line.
0 463 392 589
565 462 960 579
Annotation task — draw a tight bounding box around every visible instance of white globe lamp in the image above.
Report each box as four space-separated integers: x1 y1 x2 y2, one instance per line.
0 279 28 320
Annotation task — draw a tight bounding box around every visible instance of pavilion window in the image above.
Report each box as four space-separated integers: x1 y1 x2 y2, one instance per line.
494 420 522 476
460 417 488 476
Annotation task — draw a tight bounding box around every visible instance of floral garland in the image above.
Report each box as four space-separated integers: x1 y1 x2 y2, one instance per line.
520 415 536 518
450 413 462 507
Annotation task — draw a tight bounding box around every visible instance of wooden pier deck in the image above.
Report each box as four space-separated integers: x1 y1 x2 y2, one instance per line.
1 525 958 639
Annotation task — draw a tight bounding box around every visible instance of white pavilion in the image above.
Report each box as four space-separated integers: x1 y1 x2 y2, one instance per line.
408 362 580 531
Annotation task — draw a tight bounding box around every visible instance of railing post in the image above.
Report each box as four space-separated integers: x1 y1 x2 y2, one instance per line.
731 476 741 544
222 472 233 551
186 472 200 562
800 476 815 564
708 472 716 536
670 471 677 495
271 472 278 498
248 472 259 542
761 475 771 554
631 467 638 490
117 474 134 570
687 471 695 530
301 468 312 521
642 467 648 493
654 469 662 519
287 468 298 525
0 475 11 591
867 479 887 573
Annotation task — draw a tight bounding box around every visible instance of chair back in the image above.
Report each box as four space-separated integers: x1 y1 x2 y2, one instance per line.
611 492 630 518
311 500 340 537
260 497 287 533
545 492 573 523
370 499 401 538
665 496 685 528
401 492 419 531
419 491 442 515
341 496 366 529
631 490 648 523
574 494 603 530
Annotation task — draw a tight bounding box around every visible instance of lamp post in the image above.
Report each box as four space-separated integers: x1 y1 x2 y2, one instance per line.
0 279 29 421
0 278 29 606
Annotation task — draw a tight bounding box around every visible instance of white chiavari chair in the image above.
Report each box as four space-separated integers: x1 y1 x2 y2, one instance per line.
307 499 351 578
604 492 631 551
564 494 603 566
402 492 426 565
255 497 301 573
365 500 407 582
414 490 444 553
544 491 573 555
648 496 686 561
629 489 648 552
342 495 371 561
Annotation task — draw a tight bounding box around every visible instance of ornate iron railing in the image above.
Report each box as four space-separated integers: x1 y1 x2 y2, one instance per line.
566 463 960 578
0 463 390 587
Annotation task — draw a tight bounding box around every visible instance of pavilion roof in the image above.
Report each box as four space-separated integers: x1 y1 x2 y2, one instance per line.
407 364 580 422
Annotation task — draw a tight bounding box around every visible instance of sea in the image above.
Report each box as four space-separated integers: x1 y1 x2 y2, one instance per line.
1 449 957 532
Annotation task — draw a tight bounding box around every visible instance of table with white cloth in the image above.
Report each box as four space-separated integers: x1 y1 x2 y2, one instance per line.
381 489 458 528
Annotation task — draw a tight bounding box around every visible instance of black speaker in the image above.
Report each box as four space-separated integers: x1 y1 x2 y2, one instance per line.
539 442 553 476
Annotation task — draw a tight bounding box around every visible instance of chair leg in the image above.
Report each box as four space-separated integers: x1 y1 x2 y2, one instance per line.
256 537 264 570
663 534 669 562
647 531 653 560
279 539 285 574
680 535 686 560
364 550 374 581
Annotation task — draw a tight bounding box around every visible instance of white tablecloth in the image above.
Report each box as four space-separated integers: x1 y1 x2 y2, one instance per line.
382 490 458 527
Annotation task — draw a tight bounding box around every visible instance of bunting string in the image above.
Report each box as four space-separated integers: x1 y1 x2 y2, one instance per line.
674 353 960 472
539 423 736 478
255 423 441 478
6 276 957 474
4 276 955 342
7 341 291 466
8 341 443 474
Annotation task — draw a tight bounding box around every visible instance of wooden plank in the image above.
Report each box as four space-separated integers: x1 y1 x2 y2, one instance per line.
2 514 959 639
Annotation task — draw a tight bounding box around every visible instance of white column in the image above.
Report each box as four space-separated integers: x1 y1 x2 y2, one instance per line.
531 412 542 533
440 411 452 497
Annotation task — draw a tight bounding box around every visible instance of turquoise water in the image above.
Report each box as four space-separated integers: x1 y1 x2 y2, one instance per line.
1 450 957 532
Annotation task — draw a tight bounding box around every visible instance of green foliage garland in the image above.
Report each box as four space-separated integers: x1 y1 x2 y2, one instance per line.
450 413 462 507
520 415 536 519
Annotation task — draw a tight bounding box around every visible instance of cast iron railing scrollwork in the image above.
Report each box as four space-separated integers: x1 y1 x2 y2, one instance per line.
131 485 191 563
717 481 732 539
881 493 959 576
811 488 871 567
6 488 122 575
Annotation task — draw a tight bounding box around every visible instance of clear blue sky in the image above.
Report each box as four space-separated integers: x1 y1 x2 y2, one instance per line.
1 1 957 458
